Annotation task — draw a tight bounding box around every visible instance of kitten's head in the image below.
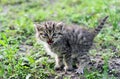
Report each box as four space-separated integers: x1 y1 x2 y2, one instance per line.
34 21 64 45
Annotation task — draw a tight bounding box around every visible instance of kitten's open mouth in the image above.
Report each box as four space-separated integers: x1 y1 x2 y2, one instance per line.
47 40 53 45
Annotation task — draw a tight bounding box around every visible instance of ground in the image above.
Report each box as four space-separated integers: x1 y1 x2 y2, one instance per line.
0 0 120 79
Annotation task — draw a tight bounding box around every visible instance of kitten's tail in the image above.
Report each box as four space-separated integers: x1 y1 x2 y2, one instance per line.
92 16 109 37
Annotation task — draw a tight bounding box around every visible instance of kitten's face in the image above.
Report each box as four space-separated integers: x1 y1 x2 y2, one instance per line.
34 21 64 45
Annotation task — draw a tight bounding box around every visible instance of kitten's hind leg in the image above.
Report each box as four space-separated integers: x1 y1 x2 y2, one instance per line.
63 54 73 72
54 55 64 70
76 62 85 74
76 55 90 74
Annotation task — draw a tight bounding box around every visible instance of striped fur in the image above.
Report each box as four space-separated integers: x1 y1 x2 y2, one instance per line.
93 16 108 37
34 16 108 74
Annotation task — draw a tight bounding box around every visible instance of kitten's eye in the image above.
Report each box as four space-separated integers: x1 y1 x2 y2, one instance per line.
42 33 48 38
58 32 63 35
44 33 48 37
52 33 58 38
53 33 56 36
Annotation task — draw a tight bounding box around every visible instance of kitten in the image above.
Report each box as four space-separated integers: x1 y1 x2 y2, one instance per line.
34 16 108 74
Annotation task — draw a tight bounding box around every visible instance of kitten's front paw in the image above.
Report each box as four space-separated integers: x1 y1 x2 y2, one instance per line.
75 68 84 74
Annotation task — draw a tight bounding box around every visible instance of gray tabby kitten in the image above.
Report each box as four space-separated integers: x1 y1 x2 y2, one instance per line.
34 16 108 74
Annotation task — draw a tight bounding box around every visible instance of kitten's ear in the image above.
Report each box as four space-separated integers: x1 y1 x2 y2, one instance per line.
56 22 64 30
34 23 42 32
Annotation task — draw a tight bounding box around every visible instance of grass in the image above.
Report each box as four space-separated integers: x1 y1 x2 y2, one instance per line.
0 0 120 79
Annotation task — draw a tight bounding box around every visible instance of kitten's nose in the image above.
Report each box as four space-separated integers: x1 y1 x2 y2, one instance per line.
49 37 52 41
49 38 53 42
48 36 53 41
